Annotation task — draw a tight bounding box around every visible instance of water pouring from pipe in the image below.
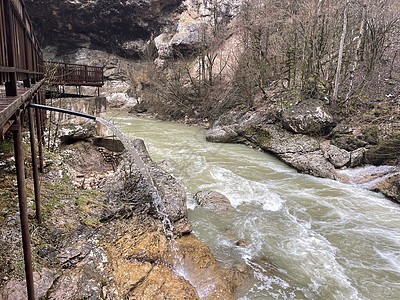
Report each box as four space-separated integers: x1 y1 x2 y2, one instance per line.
28 104 176 238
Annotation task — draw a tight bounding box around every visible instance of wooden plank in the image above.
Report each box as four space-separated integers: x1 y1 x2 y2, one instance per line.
0 79 44 130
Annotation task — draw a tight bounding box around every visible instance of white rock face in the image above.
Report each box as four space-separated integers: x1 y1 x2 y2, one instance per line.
155 0 243 57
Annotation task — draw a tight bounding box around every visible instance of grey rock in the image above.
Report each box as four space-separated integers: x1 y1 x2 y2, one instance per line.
169 0 241 54
26 0 183 58
350 148 366 167
104 139 192 236
194 191 234 212
372 173 400 202
48 269 102 300
205 126 241 143
157 160 174 173
321 142 350 168
280 100 335 135
280 151 337 180
242 124 320 154
0 269 56 300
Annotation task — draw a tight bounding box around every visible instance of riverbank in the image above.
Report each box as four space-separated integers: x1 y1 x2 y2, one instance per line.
129 96 400 203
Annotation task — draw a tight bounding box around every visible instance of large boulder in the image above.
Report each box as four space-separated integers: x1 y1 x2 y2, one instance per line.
280 151 337 180
104 139 192 236
194 191 234 212
372 174 400 202
242 124 320 154
205 126 241 143
280 99 335 135
350 148 366 167
321 142 350 168
106 219 239 300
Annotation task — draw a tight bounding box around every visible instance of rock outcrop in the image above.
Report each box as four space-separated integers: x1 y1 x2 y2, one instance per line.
372 173 400 202
194 190 234 212
105 218 239 300
26 0 183 58
104 138 192 236
205 102 388 184
205 107 339 180
155 0 242 58
279 99 335 135
26 0 243 60
0 134 239 299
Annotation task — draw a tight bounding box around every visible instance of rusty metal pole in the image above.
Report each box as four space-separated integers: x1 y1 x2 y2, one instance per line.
34 95 44 172
12 118 36 300
4 0 17 96
28 106 42 224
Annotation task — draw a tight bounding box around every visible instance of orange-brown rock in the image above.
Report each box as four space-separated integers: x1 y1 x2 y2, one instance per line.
105 218 238 299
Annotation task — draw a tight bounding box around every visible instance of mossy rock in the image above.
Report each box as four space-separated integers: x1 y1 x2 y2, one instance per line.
365 133 400 165
244 125 272 147
362 126 379 145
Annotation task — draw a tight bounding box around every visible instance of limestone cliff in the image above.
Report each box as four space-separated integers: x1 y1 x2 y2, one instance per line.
26 0 183 58
26 0 242 60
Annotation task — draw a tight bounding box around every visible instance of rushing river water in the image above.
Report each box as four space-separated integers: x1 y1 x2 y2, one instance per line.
107 112 400 300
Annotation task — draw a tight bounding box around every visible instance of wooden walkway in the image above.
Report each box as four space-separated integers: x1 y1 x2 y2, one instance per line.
0 0 103 299
46 61 103 86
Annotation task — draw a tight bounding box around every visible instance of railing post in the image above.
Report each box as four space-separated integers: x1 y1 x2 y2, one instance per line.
28 105 41 223
4 0 17 96
11 117 36 300
64 63 68 84
22 2 31 88
34 94 44 172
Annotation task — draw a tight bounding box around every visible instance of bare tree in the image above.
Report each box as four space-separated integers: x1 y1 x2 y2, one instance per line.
332 0 350 105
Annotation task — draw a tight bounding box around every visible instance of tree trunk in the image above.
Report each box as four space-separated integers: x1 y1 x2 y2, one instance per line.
345 1 367 102
332 0 350 105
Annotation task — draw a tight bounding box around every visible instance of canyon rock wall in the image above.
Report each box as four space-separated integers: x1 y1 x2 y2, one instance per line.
26 0 242 60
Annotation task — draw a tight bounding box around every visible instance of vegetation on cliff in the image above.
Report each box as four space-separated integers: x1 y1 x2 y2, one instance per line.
138 0 398 123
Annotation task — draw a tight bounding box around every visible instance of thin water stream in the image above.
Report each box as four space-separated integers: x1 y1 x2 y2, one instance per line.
96 117 174 236
107 112 400 300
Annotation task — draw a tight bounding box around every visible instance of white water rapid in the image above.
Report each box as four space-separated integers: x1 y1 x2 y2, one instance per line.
107 112 400 300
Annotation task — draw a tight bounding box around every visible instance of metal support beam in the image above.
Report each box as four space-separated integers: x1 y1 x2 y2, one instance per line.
28 107 41 224
12 118 36 300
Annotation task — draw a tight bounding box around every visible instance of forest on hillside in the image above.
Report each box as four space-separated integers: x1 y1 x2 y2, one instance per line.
137 0 399 130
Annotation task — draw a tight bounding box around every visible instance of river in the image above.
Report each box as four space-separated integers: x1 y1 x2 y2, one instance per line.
108 112 400 300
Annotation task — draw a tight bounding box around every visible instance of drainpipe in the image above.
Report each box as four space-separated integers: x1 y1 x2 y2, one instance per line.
28 104 97 120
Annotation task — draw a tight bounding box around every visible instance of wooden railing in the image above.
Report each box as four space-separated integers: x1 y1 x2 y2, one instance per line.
46 62 104 86
0 0 44 95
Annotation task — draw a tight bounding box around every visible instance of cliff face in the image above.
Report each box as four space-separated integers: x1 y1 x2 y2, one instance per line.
26 0 242 60
25 0 183 58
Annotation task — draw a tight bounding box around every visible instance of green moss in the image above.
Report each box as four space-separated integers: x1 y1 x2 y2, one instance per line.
75 191 104 213
365 133 400 165
0 139 14 155
81 216 100 227
244 126 271 146
362 126 379 145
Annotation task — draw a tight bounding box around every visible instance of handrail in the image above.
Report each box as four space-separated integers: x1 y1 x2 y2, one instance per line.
0 0 44 96
45 61 104 86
